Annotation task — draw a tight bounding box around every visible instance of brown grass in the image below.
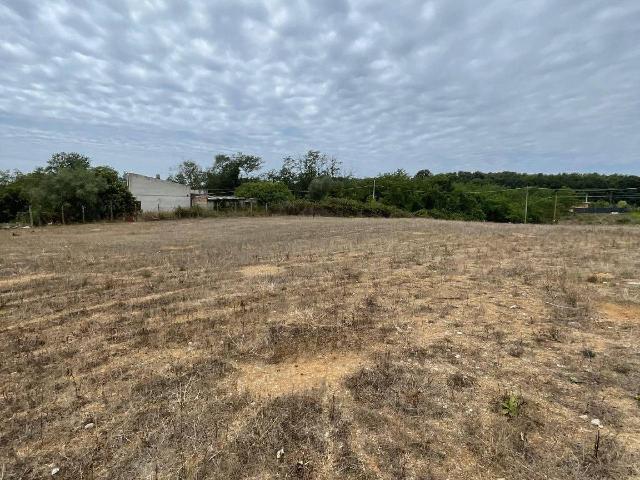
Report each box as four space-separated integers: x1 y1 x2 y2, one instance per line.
1 217 639 479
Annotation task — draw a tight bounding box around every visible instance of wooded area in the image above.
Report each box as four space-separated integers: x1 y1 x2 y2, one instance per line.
2 150 639 224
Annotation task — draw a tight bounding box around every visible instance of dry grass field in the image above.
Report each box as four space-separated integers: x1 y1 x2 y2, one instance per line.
1 217 639 479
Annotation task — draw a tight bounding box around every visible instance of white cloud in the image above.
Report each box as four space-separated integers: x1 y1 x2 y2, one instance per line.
0 0 639 176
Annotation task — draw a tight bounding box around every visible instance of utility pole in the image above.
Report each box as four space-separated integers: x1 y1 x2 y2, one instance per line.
523 186 529 224
553 191 558 224
372 178 376 202
81 205 85 223
29 205 34 227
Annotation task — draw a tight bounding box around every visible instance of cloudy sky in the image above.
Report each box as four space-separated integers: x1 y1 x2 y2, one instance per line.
1 0 639 177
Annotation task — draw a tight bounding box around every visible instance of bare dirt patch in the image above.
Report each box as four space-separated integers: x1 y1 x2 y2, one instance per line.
239 264 285 277
235 353 366 397
599 301 640 324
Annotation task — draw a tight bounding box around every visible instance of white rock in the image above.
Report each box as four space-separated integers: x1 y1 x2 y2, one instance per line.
579 414 589 420
509 305 518 309
84 422 95 430
454 354 461 359
591 418 601 427
51 467 60 475
276 448 285 459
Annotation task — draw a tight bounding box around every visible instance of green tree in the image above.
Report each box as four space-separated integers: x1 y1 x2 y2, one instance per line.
29 167 105 223
206 153 263 192
94 166 137 218
270 150 341 192
308 176 341 200
45 152 91 173
414 169 432 179
0 172 29 222
168 160 207 189
235 181 292 204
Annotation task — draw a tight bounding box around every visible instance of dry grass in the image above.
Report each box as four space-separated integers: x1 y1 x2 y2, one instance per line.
1 217 640 479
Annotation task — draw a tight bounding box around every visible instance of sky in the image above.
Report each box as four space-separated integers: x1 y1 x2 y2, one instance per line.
1 0 639 178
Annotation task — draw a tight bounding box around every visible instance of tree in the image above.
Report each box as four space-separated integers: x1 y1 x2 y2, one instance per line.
168 160 207 189
0 170 18 187
308 176 341 200
270 150 341 192
0 174 28 222
376 170 421 211
206 153 263 191
415 169 432 179
235 181 293 204
94 166 137 218
46 152 91 172
29 167 105 223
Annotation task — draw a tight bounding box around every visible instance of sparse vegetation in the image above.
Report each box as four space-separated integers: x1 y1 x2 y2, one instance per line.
500 392 524 417
1 217 639 479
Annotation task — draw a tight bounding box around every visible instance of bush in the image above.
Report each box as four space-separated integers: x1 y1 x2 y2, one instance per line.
235 181 292 205
271 197 408 218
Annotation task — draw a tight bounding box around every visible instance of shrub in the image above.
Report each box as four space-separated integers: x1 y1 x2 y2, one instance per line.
500 392 524 417
271 197 408 218
235 181 293 205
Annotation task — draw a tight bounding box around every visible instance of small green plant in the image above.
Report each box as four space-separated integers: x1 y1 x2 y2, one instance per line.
501 392 524 417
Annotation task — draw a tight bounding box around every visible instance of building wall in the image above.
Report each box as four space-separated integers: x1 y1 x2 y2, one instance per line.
126 173 191 212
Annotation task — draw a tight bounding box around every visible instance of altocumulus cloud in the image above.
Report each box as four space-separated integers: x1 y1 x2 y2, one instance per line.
1 0 639 175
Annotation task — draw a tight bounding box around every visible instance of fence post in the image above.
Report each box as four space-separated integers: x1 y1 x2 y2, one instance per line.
29 205 33 227
265 203 268 215
82 205 85 223
110 202 114 221
61 205 65 225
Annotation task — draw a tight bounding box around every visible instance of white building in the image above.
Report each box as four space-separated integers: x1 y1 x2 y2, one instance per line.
125 173 192 213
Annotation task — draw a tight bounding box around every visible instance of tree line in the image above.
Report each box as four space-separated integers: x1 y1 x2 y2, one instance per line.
169 150 639 223
2 150 638 224
0 152 136 224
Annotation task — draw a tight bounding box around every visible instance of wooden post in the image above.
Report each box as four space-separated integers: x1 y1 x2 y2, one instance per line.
82 205 85 223
553 191 558 224
61 205 65 225
29 205 34 227
110 202 114 221
523 186 529 224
